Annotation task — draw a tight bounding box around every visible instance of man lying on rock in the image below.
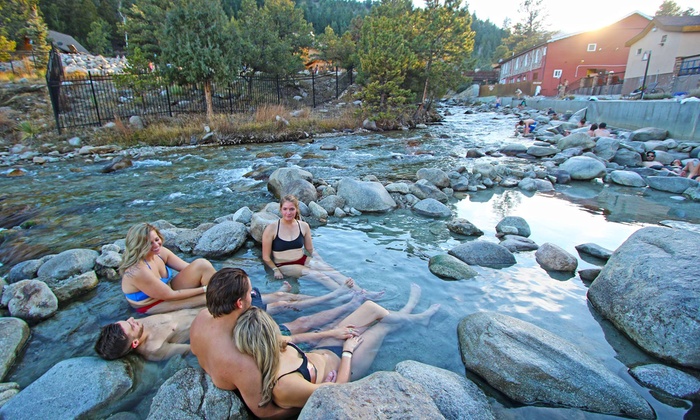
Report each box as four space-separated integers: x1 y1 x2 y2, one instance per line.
95 271 364 361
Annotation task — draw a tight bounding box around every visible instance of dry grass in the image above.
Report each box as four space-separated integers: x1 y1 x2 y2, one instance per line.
253 104 291 123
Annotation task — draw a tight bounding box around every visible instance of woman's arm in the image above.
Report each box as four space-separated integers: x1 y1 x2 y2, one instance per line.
128 267 205 301
158 247 189 272
262 223 284 279
334 336 364 384
285 326 357 346
300 221 314 256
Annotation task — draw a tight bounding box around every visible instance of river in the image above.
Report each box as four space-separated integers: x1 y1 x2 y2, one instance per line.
1 107 698 418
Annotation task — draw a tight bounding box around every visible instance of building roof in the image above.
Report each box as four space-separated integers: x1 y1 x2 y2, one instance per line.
625 15 700 46
549 11 651 43
47 30 89 54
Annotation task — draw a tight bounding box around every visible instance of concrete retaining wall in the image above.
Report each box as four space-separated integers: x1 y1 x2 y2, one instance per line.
481 96 700 141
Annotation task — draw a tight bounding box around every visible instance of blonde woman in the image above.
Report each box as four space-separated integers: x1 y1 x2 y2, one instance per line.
120 223 215 314
234 284 439 409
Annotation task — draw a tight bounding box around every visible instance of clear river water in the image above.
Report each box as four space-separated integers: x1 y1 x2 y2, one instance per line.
1 107 699 418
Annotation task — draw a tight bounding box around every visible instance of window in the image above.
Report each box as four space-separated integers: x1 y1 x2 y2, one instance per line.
524 54 529 66
587 43 597 52
636 48 642 55
553 69 562 78
679 55 700 76
543 47 547 56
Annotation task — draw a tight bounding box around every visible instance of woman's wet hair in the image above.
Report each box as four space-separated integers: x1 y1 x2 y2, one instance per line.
206 267 250 317
120 223 164 275
279 195 301 220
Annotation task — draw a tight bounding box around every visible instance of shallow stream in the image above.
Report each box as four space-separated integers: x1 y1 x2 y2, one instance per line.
1 107 699 418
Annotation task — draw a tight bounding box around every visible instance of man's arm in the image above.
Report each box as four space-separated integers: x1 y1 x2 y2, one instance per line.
286 327 356 346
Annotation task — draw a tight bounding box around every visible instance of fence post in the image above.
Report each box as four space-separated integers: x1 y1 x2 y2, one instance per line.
349 67 353 85
228 82 233 114
312 71 316 108
335 67 339 99
88 72 102 126
165 78 173 117
276 75 281 104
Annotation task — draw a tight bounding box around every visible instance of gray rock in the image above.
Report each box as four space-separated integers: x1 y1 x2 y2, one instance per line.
500 235 539 252
0 383 19 408
588 227 700 368
193 221 248 258
417 168 450 188
282 178 317 205
609 170 646 187
96 250 122 268
411 180 449 203
147 368 249 420
128 115 144 129
449 241 516 268
173 229 204 254
527 145 558 157
0 318 30 381
214 207 254 225
1 280 58 322
8 259 43 283
496 216 531 237
594 137 620 161
337 178 396 213
684 185 700 201
385 182 410 194
446 218 483 237
578 268 601 282
612 148 643 167
559 156 606 180
629 364 700 399
101 156 133 173
249 212 279 243
0 357 133 420
318 195 346 214
151 220 177 231
428 254 478 280
267 167 314 199
535 243 578 272
45 270 99 302
557 132 596 151
308 201 328 220
395 360 494 420
629 127 668 142
413 198 452 218
298 371 444 419
67 136 81 147
362 119 378 131
518 177 554 191
472 163 497 180
574 243 613 261
500 143 528 156
36 248 99 280
646 176 698 194
457 312 654 419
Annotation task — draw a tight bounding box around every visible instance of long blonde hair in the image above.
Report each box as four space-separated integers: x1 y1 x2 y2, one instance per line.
119 223 163 275
233 307 286 406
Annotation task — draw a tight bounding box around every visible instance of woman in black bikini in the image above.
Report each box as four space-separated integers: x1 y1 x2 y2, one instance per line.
234 284 439 409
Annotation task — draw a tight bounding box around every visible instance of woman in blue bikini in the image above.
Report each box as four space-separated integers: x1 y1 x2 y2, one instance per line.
120 223 215 314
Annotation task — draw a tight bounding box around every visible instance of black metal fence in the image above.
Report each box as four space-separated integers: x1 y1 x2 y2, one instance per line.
0 50 50 75
45 48 354 134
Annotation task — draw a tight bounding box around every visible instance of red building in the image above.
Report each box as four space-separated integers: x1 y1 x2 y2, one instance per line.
498 12 651 97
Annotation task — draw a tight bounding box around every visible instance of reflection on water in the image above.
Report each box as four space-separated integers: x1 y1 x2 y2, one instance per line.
2 108 698 418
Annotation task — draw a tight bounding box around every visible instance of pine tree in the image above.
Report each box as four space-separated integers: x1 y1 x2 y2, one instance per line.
23 4 50 68
121 0 174 60
502 0 552 55
87 18 113 55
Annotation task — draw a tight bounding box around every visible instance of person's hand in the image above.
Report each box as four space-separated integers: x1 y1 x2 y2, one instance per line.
323 370 337 383
328 326 359 340
273 269 284 279
342 335 363 353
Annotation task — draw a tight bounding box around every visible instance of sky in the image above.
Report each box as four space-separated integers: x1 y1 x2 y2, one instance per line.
454 0 697 34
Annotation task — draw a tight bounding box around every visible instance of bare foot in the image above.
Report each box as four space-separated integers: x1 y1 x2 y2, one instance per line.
355 288 385 301
399 283 421 313
279 281 293 293
413 304 440 326
344 278 355 289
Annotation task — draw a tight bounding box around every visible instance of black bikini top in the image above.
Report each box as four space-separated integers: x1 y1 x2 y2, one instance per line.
272 220 304 252
277 343 315 383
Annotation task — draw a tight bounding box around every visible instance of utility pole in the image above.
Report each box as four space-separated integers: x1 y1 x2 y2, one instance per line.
641 51 651 100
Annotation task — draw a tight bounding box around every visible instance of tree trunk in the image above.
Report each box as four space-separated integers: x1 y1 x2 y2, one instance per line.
204 80 214 122
415 59 433 121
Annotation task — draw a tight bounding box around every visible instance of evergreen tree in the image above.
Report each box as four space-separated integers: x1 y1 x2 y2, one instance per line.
38 0 99 45
655 0 695 16
87 18 113 55
121 0 174 60
470 14 506 69
0 2 17 61
160 0 240 120
502 0 552 55
23 4 50 67
315 26 357 69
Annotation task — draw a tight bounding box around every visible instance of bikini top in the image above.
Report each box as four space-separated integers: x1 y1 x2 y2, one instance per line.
271 220 304 252
277 342 315 383
123 256 173 302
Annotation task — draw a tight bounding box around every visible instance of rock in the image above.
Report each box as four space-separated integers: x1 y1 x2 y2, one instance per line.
67 137 81 147
385 182 410 194
0 383 19 408
174 228 206 254
428 254 478 280
578 268 601 282
298 371 443 419
448 241 516 268
609 170 646 187
559 156 606 180
362 119 378 131
684 184 700 201
0 357 133 419
535 243 578 272
412 198 452 218
249 211 279 243
457 312 654 419
588 227 700 368
336 178 396 213
629 127 668 142
574 243 613 261
417 168 450 188
281 178 317 205
395 360 494 420
646 176 698 194
410 180 449 203
214 207 254 225
594 137 620 161
96 250 122 268
44 270 99 302
101 156 133 173
500 143 528 156
36 249 99 280
557 132 595 151
267 167 314 199
318 195 346 215
496 216 531 237
629 364 700 399
193 221 248 258
446 218 483 237
527 145 558 157
0 318 30 381
472 162 497 181
500 235 538 252
8 259 44 283
128 115 144 129
147 368 249 420
612 148 643 167
518 177 554 192
308 201 328 220
1 280 58 322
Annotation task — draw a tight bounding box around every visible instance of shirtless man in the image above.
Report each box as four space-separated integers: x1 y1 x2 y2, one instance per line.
191 267 362 419
594 122 611 137
515 118 536 135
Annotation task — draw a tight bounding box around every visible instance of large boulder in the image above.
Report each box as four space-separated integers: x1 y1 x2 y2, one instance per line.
298 371 443 419
612 148 643 167
0 318 30 381
193 221 248 258
527 145 558 157
336 178 396 213
645 176 698 194
281 178 317 205
36 249 99 280
44 270 99 302
412 198 452 218
457 312 654 419
574 243 613 261
428 254 478 280
495 216 531 237
267 167 314 199
446 218 483 237
0 357 133 419
594 137 620 161
410 180 449 203
448 241 516 268
147 368 249 420
588 227 700 368
499 235 539 252
559 156 606 180
318 195 346 214
8 257 48 283
609 170 646 187
557 132 595 151
535 243 578 272
1 280 58 322
395 360 494 420
417 168 450 188
629 127 668 142
249 212 279 243
629 364 700 399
